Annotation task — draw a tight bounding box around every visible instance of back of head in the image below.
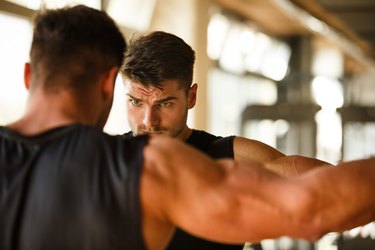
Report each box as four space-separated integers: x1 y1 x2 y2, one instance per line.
121 31 195 91
30 5 126 92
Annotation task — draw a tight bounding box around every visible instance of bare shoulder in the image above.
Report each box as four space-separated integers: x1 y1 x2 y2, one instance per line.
233 136 284 163
143 135 199 173
145 135 186 158
143 135 225 178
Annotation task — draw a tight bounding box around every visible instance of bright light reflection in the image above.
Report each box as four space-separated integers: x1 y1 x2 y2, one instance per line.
315 109 342 163
207 14 230 60
239 29 255 55
312 76 344 109
262 58 288 81
261 42 291 81
244 33 271 72
104 75 130 135
208 14 291 81
275 119 289 136
219 25 246 74
107 0 156 31
44 0 100 9
312 48 343 78
8 0 101 10
0 13 31 125
7 0 41 9
306 16 328 34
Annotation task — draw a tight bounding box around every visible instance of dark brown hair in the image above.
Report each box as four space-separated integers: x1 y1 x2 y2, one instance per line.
121 31 195 92
30 5 126 91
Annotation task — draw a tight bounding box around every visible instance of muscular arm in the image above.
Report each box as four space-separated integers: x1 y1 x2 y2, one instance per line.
234 136 332 177
141 136 375 250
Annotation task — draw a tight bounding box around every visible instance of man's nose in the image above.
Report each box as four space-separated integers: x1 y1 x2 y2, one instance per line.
142 107 159 127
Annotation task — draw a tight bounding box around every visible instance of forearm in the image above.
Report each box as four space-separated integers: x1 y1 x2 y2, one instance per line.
233 137 331 177
265 155 332 177
298 157 375 234
208 157 375 242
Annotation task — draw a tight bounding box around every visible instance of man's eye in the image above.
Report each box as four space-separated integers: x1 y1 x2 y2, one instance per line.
130 99 141 106
159 102 171 107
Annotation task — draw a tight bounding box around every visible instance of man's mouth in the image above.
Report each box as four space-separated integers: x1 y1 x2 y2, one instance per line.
138 130 165 135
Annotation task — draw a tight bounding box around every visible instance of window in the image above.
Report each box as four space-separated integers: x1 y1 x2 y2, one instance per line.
0 12 31 125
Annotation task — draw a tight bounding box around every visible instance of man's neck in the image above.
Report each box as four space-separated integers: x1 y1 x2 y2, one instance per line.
8 90 97 136
176 127 193 142
8 111 79 136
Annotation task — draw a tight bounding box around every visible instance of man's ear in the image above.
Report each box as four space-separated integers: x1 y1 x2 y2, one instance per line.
24 63 31 90
187 83 198 109
101 67 119 101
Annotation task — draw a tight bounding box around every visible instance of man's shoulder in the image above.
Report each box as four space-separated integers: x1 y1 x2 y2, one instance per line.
190 129 220 139
188 129 235 142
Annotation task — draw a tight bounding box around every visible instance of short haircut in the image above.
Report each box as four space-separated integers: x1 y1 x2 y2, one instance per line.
121 31 195 92
30 5 126 91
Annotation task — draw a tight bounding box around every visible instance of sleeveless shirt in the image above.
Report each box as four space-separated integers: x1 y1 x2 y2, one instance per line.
123 130 246 250
1 125 148 250
168 130 245 250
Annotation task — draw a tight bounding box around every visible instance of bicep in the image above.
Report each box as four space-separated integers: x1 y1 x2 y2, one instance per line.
233 137 331 177
233 136 284 165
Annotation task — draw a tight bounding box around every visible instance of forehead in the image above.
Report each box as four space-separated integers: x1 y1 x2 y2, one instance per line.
124 79 184 97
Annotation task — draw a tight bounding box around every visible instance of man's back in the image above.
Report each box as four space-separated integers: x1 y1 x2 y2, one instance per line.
0 125 147 250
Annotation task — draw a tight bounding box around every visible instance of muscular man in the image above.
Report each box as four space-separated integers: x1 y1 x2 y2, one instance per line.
120 31 331 249
2 5 375 250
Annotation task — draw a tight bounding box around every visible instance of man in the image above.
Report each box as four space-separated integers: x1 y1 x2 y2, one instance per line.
1 5 375 250
120 31 332 249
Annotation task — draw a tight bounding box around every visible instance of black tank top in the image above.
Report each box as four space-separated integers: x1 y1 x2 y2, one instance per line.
167 130 245 250
1 125 148 250
123 130 262 250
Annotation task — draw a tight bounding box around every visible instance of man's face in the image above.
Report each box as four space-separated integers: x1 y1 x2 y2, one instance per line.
124 79 197 140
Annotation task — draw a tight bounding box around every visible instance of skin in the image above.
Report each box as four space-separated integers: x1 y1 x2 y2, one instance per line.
10 61 375 250
123 78 330 176
124 78 196 140
9 63 117 135
141 136 375 249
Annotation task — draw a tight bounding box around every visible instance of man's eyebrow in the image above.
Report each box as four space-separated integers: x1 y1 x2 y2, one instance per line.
127 94 141 100
156 96 177 103
126 94 177 103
